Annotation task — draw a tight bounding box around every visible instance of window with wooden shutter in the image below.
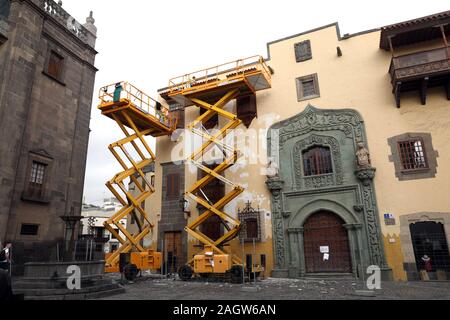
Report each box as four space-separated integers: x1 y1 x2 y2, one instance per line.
47 51 64 80
22 151 53 203
245 218 258 239
303 146 333 176
294 40 312 62
237 94 257 128
296 74 320 101
238 202 262 242
166 173 180 199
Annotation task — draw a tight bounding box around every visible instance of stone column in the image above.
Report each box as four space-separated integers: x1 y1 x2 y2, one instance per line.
297 228 306 277
266 178 289 278
355 167 393 281
287 228 302 278
344 223 363 278
60 212 83 262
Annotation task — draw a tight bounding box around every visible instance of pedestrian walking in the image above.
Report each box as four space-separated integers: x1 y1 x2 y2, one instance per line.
0 242 12 274
421 255 433 272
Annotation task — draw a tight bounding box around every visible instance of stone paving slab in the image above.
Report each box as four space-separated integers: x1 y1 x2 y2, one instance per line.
97 276 450 300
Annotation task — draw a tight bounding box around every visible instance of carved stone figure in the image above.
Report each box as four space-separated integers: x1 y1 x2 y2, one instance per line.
266 157 280 179
356 143 371 169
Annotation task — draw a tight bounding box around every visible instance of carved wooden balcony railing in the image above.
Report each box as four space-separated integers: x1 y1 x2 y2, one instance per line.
390 47 450 107
390 47 450 83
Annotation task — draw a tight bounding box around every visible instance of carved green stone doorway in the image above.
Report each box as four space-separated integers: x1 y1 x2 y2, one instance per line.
266 105 392 280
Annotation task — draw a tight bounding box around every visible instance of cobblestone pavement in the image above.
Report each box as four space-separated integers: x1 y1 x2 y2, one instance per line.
99 275 450 300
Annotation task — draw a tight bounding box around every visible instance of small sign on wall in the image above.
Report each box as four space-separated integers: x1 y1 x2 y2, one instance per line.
384 213 396 226
320 246 330 262
320 246 329 254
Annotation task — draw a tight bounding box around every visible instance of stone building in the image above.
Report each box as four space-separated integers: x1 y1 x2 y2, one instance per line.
131 10 450 281
81 199 126 254
0 0 97 273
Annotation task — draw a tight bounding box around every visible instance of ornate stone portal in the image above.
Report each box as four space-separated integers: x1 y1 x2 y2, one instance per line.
267 105 392 280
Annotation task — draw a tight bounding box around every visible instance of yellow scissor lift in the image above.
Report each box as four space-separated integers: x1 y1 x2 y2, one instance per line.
98 82 176 280
164 56 271 283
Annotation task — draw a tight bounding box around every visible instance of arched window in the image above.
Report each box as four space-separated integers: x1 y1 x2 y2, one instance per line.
302 146 333 176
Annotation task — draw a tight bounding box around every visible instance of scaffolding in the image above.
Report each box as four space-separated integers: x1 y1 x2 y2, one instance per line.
166 56 271 281
98 82 176 274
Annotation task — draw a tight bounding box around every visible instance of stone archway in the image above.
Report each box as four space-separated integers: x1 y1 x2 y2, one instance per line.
286 199 362 278
303 211 352 273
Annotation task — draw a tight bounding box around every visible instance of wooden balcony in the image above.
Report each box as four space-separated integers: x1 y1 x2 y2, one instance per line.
390 47 450 107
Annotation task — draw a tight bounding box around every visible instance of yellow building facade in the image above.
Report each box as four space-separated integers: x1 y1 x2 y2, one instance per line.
130 11 450 281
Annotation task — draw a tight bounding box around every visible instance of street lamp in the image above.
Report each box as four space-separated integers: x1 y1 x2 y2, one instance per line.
179 197 190 218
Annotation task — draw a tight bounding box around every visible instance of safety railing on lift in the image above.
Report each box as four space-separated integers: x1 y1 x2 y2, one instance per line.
99 81 175 128
167 55 271 95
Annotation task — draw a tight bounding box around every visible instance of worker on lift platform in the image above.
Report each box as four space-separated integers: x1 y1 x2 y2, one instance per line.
156 101 170 127
113 82 123 102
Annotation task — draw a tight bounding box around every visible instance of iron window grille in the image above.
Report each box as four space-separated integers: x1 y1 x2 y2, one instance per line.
398 139 429 171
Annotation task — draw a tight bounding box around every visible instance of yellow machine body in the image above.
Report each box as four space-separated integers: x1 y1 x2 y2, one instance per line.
194 254 232 274
98 82 175 274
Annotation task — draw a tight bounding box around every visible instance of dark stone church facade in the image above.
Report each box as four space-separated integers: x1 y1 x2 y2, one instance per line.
0 0 97 273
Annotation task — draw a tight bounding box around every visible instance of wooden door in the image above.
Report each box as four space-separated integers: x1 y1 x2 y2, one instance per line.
304 211 352 273
164 232 182 274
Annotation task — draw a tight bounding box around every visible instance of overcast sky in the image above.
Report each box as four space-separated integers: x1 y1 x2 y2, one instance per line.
61 0 449 205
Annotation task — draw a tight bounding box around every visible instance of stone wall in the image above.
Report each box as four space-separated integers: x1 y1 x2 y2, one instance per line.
158 162 187 269
0 0 97 273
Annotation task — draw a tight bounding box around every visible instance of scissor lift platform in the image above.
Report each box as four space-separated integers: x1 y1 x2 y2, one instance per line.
164 56 272 282
98 82 175 277
163 56 271 107
99 82 176 137
99 99 174 137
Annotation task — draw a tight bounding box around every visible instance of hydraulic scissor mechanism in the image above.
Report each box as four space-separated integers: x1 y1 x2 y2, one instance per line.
165 56 272 282
98 82 176 279
185 89 245 270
